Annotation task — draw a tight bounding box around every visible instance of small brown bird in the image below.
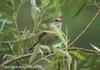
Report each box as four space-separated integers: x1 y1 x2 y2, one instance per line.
28 18 63 50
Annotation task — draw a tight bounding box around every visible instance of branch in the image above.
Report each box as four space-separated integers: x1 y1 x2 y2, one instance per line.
0 47 100 68
0 53 31 68
68 9 100 47
68 47 100 55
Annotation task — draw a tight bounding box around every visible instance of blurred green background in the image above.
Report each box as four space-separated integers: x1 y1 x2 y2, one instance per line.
62 1 100 49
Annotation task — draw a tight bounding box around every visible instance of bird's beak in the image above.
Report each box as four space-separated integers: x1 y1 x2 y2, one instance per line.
42 30 57 34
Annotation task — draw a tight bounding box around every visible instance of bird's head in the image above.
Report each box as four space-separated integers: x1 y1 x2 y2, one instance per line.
48 18 63 30
41 18 63 34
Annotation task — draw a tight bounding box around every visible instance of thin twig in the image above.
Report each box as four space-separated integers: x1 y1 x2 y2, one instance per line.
0 33 35 44
7 43 15 55
68 9 100 47
31 54 52 65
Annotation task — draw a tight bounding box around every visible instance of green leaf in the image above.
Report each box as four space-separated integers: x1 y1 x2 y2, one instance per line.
29 44 40 64
41 0 51 7
74 2 86 17
0 12 12 20
55 49 72 64
39 48 43 56
52 23 68 48
40 45 50 53
86 55 97 70
3 54 15 61
54 0 63 17
43 58 52 64
30 0 41 22
33 65 42 70
93 0 100 8
90 43 100 52
70 51 86 60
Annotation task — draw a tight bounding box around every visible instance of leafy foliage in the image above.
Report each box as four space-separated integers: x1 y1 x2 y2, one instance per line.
0 0 100 70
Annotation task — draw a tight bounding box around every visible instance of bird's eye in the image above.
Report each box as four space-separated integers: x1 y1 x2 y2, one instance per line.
55 19 58 22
